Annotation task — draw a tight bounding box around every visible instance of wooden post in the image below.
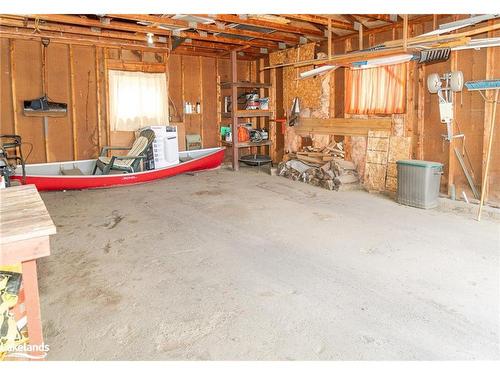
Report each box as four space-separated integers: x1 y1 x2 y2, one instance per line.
479 25 497 220
359 24 363 50
478 89 499 221
417 65 425 160
40 42 50 162
69 44 78 160
199 55 204 147
94 46 102 150
103 48 111 148
9 39 19 136
269 61 277 162
328 17 332 59
21 259 45 359
447 49 458 197
230 50 239 171
403 15 408 51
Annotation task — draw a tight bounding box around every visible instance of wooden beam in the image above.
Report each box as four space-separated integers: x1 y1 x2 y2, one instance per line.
417 65 425 160
22 14 170 36
263 20 500 70
0 25 168 52
95 46 102 150
327 17 332 59
354 14 396 23
283 14 355 31
230 50 239 170
402 14 408 51
9 39 18 136
359 24 363 50
24 14 281 50
0 17 170 47
207 14 325 37
103 50 110 148
68 45 77 160
111 14 300 45
41 42 49 162
296 117 392 137
335 15 434 42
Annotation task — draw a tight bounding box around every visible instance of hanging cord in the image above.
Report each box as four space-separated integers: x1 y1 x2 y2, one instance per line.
32 18 41 34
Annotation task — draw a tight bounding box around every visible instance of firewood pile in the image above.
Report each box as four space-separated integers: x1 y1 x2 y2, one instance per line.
278 142 359 191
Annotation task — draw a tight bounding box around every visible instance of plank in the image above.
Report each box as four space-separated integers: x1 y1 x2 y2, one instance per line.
0 185 56 246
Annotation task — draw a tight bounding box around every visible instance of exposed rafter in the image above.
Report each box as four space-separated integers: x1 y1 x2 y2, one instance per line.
354 14 397 23
203 14 326 37
111 14 300 45
281 14 355 31
11 14 281 51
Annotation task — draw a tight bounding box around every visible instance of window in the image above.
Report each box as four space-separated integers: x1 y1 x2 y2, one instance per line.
345 63 406 115
108 70 168 131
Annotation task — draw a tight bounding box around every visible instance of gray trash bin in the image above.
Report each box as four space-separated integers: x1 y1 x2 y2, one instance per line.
396 160 443 209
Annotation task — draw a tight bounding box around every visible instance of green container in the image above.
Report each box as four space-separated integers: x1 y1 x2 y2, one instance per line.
396 160 443 209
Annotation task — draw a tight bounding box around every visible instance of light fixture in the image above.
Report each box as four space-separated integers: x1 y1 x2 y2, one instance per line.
146 33 154 46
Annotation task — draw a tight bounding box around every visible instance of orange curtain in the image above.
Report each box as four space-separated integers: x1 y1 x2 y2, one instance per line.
345 63 407 115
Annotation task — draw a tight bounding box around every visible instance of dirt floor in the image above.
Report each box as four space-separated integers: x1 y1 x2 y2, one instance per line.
38 166 500 360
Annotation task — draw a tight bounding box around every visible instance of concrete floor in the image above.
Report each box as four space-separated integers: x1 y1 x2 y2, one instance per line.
38 167 500 360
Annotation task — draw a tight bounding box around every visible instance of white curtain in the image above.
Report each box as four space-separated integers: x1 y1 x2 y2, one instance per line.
108 70 169 131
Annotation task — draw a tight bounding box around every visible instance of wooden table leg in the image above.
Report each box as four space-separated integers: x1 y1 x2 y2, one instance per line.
21 259 46 359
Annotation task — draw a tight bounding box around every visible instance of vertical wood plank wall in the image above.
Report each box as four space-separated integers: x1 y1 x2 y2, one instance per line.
309 17 499 205
1 38 252 163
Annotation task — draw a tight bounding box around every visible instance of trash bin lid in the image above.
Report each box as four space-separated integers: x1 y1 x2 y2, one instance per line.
396 160 443 169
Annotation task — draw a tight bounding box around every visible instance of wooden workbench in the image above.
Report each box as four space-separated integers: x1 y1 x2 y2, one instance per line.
0 184 56 360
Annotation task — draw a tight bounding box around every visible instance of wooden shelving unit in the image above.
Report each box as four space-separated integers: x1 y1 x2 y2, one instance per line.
221 110 272 118
219 51 273 171
221 140 272 148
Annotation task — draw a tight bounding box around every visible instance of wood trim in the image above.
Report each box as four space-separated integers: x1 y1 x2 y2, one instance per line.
106 59 167 73
68 45 77 160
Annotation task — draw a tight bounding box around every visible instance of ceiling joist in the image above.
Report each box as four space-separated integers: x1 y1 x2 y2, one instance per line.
111 14 300 45
203 14 326 37
282 14 355 31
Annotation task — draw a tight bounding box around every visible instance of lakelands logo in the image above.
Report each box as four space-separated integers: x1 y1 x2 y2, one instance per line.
5 343 50 359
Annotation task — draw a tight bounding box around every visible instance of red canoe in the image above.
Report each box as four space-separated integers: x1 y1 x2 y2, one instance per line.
12 147 225 191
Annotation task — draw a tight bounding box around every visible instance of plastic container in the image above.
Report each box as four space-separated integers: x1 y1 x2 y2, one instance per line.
396 160 443 209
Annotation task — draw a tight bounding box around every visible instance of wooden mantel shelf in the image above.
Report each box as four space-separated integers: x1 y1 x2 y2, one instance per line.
222 110 272 118
220 81 272 89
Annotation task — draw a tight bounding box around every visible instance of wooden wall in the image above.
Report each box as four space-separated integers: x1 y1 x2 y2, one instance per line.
167 54 253 150
272 17 499 206
0 37 253 163
1 39 104 163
